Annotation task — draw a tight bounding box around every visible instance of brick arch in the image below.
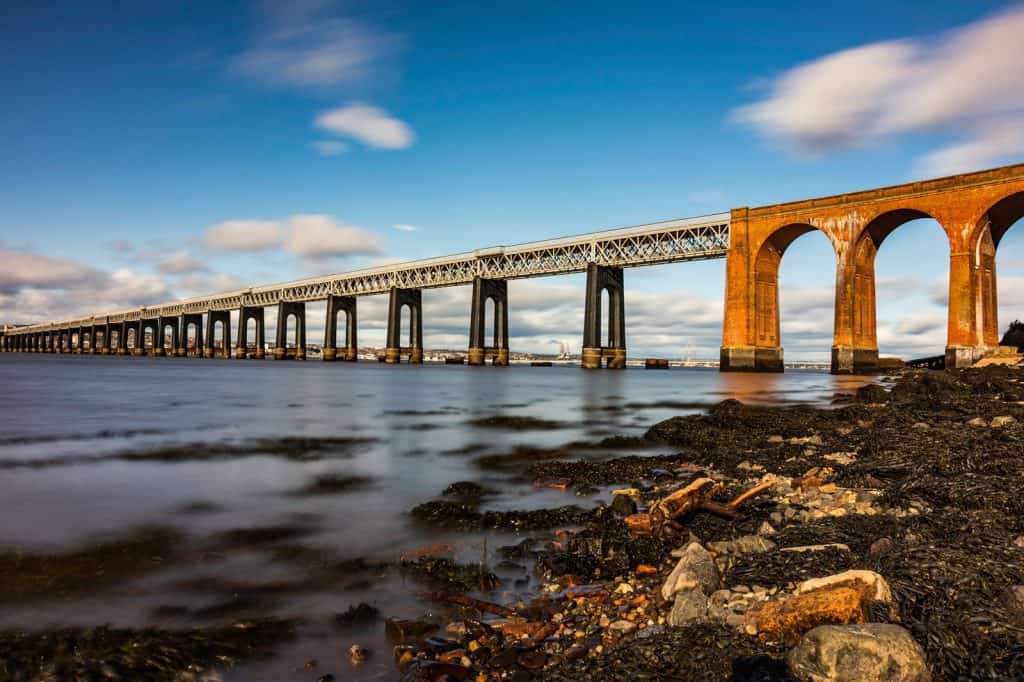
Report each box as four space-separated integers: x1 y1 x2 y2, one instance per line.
847 208 949 358
967 190 1024 346
751 223 838 368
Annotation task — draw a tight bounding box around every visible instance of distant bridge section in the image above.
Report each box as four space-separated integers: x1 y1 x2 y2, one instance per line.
1 213 729 366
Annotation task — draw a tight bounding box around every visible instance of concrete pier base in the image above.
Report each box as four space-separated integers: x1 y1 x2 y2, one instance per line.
322 347 337 361
582 347 626 369
831 346 879 374
720 345 784 372
273 348 286 360
946 345 986 369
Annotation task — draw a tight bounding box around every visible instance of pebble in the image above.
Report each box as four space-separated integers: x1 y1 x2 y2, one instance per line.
347 644 369 664
992 415 1017 427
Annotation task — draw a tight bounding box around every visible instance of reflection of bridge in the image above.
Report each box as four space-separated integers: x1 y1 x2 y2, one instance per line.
2 163 1022 373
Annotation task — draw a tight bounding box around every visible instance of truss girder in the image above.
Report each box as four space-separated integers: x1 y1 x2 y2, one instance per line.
11 216 729 335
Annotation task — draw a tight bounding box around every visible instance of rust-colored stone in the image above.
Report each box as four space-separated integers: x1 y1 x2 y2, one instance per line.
623 513 652 536
722 164 1024 373
755 586 867 645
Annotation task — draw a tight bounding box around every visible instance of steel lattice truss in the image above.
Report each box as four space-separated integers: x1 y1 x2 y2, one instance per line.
8 214 729 334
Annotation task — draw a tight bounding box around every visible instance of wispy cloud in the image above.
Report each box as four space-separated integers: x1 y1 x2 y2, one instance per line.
393 223 418 232
199 214 384 260
732 5 1024 175
156 250 208 275
231 1 399 90
315 103 415 150
311 139 349 156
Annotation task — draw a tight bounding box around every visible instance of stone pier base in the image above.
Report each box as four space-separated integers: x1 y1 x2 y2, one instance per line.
831 346 879 375
720 345 784 372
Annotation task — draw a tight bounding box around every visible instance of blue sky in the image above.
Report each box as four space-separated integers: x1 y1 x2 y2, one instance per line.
1 1 1022 359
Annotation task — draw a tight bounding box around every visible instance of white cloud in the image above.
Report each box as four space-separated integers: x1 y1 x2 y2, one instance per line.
282 215 383 258
200 220 284 251
156 250 208 275
199 215 383 260
315 103 415 150
393 224 418 232
231 2 397 90
733 6 1024 174
0 249 103 295
311 139 349 156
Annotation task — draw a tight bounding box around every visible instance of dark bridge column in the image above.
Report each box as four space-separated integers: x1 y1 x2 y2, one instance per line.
181 314 204 357
98 324 111 355
274 302 306 360
237 306 266 359
204 311 231 358
324 295 358 362
468 277 509 366
157 316 182 357
582 263 626 369
385 287 423 364
115 323 127 355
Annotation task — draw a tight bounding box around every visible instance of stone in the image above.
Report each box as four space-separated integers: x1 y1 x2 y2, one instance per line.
667 589 708 626
661 542 719 601
787 623 931 682
608 619 638 635
1013 535 1024 548
869 537 894 556
758 521 778 536
347 644 369 664
709 535 776 555
780 544 851 554
610 493 638 516
795 570 893 605
991 415 1017 427
966 417 989 426
911 422 930 430
756 586 867 645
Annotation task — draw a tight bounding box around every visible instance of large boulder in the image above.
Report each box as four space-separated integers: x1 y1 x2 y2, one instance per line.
756 586 867 645
667 588 709 626
787 623 931 682
661 542 719 601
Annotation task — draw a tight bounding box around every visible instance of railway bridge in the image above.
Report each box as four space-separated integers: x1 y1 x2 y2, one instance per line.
2 163 1022 373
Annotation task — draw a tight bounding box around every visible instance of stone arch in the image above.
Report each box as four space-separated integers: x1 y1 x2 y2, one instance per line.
751 223 837 358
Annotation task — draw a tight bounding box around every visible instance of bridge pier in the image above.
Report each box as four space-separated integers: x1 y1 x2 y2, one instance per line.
582 264 626 369
181 313 204 357
274 302 306 360
155 317 174 356
98 324 111 355
324 295 357 361
385 287 423 364
205 311 231 358
237 306 266 359
468 277 508 366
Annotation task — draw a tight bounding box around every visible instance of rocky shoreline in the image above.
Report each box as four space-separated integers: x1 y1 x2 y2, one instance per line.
2 366 1023 680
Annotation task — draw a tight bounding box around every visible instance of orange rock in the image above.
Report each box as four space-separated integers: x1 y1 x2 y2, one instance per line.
755 586 866 645
635 564 658 575
566 584 610 602
624 513 652 536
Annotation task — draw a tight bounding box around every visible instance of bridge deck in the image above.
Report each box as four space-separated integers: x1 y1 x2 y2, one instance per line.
9 213 730 332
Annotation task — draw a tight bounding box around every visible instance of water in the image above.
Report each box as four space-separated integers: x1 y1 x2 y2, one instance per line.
0 354 870 679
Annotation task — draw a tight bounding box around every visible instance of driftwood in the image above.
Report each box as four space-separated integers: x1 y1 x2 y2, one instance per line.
625 477 777 538
421 591 519 617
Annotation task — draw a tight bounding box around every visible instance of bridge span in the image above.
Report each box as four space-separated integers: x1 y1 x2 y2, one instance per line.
2 163 1023 372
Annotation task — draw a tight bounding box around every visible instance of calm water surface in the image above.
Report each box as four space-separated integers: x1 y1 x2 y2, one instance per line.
0 355 870 680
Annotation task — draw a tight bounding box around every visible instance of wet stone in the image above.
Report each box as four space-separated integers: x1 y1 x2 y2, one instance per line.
787 624 931 682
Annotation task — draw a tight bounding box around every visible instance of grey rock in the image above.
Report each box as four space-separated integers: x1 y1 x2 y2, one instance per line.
787 623 931 682
661 542 719 600
667 589 708 627
610 493 637 516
